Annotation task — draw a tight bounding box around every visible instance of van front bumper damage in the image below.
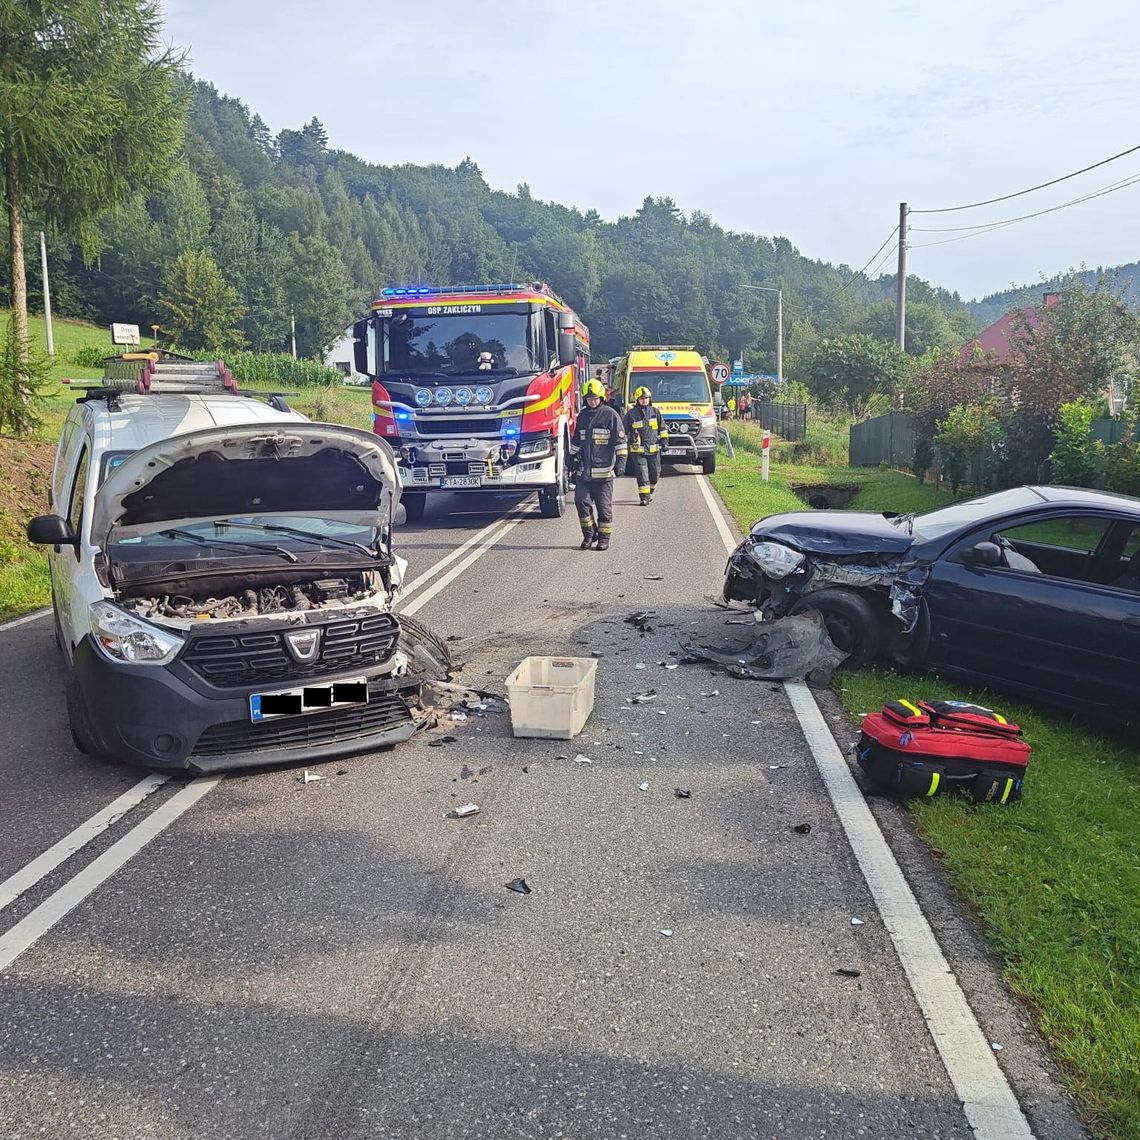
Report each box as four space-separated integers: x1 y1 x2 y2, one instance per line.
71 612 449 772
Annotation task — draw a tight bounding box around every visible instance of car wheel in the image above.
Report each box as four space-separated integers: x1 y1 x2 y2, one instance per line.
701 453 716 475
66 678 101 758
789 588 881 667
402 493 427 523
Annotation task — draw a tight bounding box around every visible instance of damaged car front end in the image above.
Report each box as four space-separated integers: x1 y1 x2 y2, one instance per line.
61 424 450 772
723 509 920 665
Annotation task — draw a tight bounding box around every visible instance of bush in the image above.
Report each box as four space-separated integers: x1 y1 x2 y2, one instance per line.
71 344 110 369
1102 413 1140 496
0 318 52 437
934 400 1006 492
192 350 343 388
1048 401 1103 488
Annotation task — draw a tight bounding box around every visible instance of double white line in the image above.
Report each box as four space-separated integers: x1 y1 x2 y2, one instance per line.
0 507 529 974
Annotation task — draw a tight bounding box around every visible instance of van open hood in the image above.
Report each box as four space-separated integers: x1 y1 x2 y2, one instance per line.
92 424 401 547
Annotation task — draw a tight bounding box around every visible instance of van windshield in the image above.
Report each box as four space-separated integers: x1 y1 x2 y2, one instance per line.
630 370 710 403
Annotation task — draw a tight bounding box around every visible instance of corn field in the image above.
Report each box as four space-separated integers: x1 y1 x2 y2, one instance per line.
192 351 343 388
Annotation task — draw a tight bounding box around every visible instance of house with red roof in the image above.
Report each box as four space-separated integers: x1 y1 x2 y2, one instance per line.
958 292 1060 367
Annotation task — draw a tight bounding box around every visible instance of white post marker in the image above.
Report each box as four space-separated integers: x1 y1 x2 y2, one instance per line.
761 429 771 482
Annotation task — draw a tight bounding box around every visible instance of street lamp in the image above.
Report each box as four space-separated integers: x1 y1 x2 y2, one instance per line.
739 283 782 385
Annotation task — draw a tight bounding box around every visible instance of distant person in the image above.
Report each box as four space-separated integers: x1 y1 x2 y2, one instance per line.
623 386 668 505
571 379 628 551
727 396 737 420
738 393 751 421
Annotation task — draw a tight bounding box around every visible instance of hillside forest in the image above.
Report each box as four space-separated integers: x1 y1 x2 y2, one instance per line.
3 79 984 370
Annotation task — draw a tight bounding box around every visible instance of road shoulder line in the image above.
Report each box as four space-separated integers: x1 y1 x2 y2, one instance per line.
0 608 50 633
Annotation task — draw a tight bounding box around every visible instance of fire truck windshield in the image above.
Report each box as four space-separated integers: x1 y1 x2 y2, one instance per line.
384 311 537 376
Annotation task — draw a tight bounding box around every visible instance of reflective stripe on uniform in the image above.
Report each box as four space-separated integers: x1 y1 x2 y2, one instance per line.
926 771 941 797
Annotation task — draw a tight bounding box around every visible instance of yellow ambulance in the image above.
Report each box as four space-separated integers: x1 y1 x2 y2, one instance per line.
609 346 718 474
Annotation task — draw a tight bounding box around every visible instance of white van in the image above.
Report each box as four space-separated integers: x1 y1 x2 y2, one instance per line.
28 385 447 773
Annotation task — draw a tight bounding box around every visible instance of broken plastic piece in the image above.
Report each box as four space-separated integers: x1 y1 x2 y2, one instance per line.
449 803 480 818
674 787 691 799
991 1042 1004 1051
659 929 673 936
504 878 532 895
638 781 650 791
850 917 865 926
632 690 657 703
792 822 812 834
836 968 861 977
460 764 473 780
643 575 664 581
299 769 326 784
428 735 459 748
572 753 593 764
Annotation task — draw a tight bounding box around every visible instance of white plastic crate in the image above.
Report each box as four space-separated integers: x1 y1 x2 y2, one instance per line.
504 656 597 739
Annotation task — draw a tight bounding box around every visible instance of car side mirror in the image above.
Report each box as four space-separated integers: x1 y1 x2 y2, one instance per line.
963 540 1002 567
27 514 78 549
352 317 371 376
557 310 576 368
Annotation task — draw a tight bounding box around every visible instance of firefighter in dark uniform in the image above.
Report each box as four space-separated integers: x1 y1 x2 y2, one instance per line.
623 386 668 505
571 378 628 551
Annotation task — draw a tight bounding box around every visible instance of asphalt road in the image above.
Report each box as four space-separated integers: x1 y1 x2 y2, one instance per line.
0 470 1087 1139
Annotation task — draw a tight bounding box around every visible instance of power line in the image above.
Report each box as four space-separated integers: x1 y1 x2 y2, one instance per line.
909 142 1140 215
909 173 1140 248
838 224 899 293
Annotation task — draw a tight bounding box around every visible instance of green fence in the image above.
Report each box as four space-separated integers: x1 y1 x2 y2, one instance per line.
848 411 917 469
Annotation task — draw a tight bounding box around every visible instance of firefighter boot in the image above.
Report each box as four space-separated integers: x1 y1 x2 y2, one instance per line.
596 527 611 552
579 524 597 550
639 488 650 505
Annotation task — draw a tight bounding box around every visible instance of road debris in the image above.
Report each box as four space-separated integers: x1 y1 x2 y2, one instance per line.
450 711 468 722
792 822 812 834
428 735 459 748
504 878 532 895
448 803 480 818
572 753 593 764
299 769 327 784
836 968 862 977
632 690 657 703
625 611 657 634
659 929 673 937
681 609 847 687
991 1042 1004 1051
638 781 650 791
460 764 473 780
643 575 664 581
850 917 865 926
674 787 692 799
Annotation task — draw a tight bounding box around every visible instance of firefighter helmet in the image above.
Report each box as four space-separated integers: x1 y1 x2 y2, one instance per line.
634 386 652 401
583 379 606 398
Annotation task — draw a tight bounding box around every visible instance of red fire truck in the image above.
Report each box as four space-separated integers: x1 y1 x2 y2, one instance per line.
352 283 590 521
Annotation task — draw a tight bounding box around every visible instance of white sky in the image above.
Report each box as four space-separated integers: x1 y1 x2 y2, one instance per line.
161 0 1140 300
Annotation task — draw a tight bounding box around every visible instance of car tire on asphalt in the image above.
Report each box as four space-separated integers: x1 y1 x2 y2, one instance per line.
701 453 716 474
66 678 101 758
789 588 881 667
538 437 569 518
401 493 427 523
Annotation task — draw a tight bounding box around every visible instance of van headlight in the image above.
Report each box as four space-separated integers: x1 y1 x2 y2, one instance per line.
90 601 182 665
747 542 805 578
700 412 717 426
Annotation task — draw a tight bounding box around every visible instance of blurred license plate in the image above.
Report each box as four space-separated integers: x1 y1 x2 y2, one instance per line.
442 476 481 488
664 448 688 457
250 678 368 721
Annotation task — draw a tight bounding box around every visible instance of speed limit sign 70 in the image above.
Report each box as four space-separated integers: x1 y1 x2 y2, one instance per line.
711 362 730 385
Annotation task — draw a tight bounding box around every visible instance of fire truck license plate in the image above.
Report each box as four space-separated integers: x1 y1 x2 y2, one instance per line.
441 476 481 488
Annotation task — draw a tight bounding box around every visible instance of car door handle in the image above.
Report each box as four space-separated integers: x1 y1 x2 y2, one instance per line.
1124 615 1140 632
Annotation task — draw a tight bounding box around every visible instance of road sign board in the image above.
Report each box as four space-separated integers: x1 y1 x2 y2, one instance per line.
711 362 730 386
110 323 140 346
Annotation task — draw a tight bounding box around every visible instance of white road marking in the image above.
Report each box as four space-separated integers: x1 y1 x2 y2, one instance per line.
398 512 522 603
696 474 740 553
695 470 1032 1139
785 683 1032 1139
0 608 50 632
0 775 223 973
399 515 525 617
0 774 169 913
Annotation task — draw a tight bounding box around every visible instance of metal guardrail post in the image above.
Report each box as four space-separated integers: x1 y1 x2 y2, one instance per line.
717 426 735 458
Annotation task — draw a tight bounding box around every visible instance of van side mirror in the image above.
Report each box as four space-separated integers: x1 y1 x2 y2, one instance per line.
27 514 78 548
962 540 1002 567
352 317 371 376
557 310 576 368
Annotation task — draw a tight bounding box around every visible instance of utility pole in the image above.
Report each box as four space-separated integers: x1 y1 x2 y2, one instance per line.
39 232 55 357
290 307 297 359
895 202 908 350
775 286 783 385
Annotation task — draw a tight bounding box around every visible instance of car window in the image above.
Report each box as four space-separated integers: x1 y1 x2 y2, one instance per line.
68 446 91 540
994 516 1110 554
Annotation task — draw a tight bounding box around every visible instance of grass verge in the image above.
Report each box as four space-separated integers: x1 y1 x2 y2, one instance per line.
711 444 1140 1140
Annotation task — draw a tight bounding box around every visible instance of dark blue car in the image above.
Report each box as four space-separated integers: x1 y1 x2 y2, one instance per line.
723 486 1140 713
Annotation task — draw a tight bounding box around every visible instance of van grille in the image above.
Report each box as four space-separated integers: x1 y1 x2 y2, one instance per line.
181 611 399 687
191 691 413 757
